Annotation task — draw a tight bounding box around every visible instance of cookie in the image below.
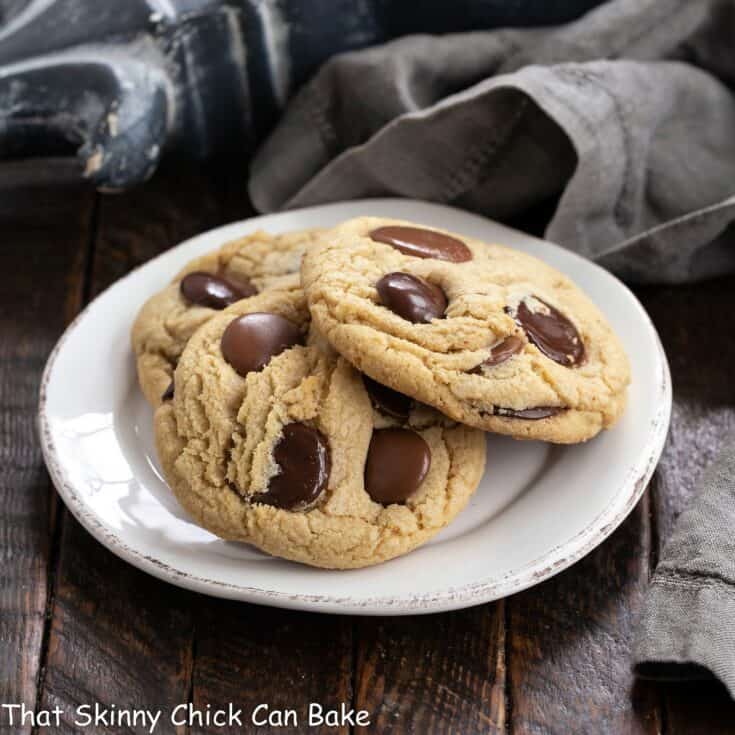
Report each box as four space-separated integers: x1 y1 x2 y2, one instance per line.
131 228 323 406
301 217 630 444
154 289 486 569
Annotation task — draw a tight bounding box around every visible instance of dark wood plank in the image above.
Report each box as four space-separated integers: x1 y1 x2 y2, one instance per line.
636 277 735 734
661 681 735 735
353 605 506 733
191 603 353 735
0 159 86 218
0 168 94 735
36 162 241 733
37 521 196 734
508 496 660 735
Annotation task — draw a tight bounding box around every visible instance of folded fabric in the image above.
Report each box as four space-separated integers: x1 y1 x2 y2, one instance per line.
634 436 735 698
249 0 735 284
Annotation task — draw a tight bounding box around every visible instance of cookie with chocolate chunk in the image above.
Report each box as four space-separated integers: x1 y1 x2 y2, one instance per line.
154 289 486 569
131 228 323 406
301 217 630 444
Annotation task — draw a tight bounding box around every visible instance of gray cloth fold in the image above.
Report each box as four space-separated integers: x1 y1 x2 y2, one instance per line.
634 438 735 698
249 0 735 283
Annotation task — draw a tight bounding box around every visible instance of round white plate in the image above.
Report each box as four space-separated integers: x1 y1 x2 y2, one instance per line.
39 199 670 615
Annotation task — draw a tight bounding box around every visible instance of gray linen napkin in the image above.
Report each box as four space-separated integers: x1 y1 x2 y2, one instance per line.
634 439 735 698
249 0 735 694
249 0 735 284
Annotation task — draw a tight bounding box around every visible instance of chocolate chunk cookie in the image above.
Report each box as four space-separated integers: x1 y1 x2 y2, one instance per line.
302 217 630 444
131 229 323 406
154 289 486 569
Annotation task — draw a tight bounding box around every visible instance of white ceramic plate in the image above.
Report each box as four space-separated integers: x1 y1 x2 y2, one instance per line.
39 199 670 615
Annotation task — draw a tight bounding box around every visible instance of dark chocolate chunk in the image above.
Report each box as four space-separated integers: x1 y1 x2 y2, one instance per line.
161 379 174 401
254 423 330 510
221 312 302 377
370 225 472 262
480 335 524 369
364 428 431 504
180 271 256 309
494 406 563 420
376 272 447 323
511 297 585 367
363 375 412 420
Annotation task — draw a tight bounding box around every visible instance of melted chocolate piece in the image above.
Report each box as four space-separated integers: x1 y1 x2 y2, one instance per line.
495 406 563 420
364 428 431 504
481 335 524 368
376 272 447 323
511 297 585 367
363 375 412 420
161 379 174 401
254 423 330 510
370 225 472 262
180 271 256 309
221 312 302 377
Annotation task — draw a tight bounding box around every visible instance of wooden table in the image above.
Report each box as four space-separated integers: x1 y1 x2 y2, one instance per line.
2 159 734 735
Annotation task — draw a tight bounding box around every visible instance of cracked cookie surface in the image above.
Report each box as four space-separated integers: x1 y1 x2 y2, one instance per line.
131 228 323 406
302 217 630 444
154 289 486 569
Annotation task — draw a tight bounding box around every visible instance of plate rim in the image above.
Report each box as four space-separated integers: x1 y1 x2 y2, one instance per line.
38 198 672 615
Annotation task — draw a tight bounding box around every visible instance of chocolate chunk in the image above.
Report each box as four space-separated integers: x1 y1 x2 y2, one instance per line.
376 272 447 323
481 335 524 368
511 297 585 367
495 406 563 420
370 225 472 262
363 375 412 420
161 379 174 401
254 423 330 510
180 271 256 309
221 312 302 377
364 428 431 504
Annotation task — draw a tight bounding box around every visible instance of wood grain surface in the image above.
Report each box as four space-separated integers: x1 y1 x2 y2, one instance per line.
1 161 734 735
354 605 506 733
0 162 94 735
